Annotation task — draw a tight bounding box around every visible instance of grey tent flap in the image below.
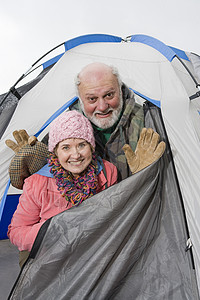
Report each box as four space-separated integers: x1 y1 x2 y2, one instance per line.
8 103 199 300
9 158 198 300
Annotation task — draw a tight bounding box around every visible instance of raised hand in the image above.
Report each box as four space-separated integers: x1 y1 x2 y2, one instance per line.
122 128 166 174
5 130 37 153
5 130 49 189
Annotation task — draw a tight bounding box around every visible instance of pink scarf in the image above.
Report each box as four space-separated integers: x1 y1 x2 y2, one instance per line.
48 153 98 206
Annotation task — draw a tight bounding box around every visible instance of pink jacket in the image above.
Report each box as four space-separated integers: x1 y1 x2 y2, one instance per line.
8 159 117 251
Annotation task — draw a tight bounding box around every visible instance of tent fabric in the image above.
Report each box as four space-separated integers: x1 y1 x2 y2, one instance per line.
8 104 199 299
0 34 200 296
130 88 161 108
130 34 176 62
8 146 198 298
42 53 64 70
0 65 53 139
187 52 200 81
130 34 190 62
64 33 122 52
160 56 200 288
42 33 122 70
34 96 78 138
169 46 189 61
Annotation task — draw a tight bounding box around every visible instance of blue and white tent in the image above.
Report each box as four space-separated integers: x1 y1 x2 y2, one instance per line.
0 34 200 298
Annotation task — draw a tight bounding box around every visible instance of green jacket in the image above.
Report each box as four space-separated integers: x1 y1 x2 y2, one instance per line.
70 84 144 181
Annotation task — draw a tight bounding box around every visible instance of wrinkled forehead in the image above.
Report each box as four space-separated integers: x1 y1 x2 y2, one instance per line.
78 71 119 95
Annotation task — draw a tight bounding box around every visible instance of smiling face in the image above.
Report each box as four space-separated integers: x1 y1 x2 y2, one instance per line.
55 138 93 176
78 63 123 129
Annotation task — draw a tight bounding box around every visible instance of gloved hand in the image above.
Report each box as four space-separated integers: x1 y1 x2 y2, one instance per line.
5 130 38 152
5 130 49 189
122 128 166 174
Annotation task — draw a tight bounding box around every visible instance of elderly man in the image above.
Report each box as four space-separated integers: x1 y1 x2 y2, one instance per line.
6 62 165 188
70 62 145 180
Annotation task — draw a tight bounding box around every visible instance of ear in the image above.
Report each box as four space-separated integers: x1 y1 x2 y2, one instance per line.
54 145 58 157
90 145 95 153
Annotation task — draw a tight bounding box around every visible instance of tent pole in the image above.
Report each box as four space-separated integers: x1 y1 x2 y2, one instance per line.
0 42 65 107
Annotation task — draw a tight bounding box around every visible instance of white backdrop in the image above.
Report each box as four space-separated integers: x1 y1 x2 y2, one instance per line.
1 0 200 94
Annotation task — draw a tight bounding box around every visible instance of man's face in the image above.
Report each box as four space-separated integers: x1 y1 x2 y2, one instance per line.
78 71 122 129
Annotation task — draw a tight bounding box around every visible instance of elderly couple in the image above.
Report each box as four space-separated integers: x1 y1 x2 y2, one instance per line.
6 62 165 267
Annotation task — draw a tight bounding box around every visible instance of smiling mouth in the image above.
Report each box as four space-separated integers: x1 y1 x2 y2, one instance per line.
95 110 113 118
68 160 83 165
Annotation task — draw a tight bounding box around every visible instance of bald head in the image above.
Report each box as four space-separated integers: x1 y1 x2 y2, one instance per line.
75 62 123 129
76 62 121 89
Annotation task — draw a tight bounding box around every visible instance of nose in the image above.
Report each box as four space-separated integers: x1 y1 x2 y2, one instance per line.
70 147 81 159
97 98 109 112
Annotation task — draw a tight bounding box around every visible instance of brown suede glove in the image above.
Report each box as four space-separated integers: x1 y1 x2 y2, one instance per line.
122 128 166 174
5 130 49 189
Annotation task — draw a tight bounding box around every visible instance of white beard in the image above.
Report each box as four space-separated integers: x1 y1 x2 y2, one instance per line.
79 94 123 129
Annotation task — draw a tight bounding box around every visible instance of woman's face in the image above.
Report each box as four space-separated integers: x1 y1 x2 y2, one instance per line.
55 138 93 176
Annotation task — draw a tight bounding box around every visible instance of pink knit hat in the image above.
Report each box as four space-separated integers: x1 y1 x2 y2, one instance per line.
48 111 95 152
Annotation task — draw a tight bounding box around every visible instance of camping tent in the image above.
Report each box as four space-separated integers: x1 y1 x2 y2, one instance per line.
0 34 200 298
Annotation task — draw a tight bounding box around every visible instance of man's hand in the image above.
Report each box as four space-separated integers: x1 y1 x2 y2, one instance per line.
122 128 166 174
5 130 49 189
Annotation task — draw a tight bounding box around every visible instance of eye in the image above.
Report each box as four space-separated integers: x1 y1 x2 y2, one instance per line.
62 145 69 151
78 142 86 149
87 96 97 103
105 92 114 99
